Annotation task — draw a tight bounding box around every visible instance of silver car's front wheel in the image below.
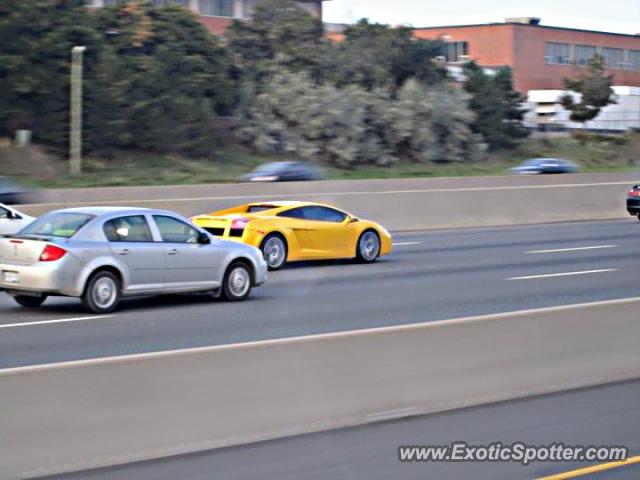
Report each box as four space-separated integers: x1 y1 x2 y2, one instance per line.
221 261 252 301
357 230 380 263
82 271 122 314
261 234 287 270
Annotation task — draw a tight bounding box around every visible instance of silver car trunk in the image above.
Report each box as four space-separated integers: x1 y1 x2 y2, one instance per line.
0 237 50 266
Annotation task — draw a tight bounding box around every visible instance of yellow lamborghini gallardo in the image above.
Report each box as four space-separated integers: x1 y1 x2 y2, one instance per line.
191 201 392 270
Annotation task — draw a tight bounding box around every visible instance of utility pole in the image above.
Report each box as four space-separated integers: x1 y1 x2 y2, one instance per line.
70 46 86 176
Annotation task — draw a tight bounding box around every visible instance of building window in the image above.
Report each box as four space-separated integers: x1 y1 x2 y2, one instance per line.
545 42 570 64
574 45 596 66
445 41 469 63
628 50 640 71
199 0 233 17
601 47 624 69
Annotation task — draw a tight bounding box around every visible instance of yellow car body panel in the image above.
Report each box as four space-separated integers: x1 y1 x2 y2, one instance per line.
191 201 392 263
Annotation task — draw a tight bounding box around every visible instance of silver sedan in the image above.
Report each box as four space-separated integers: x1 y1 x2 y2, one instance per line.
0 207 268 313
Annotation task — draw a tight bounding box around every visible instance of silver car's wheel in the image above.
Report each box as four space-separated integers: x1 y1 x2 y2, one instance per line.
82 271 122 314
222 262 252 301
357 230 380 263
261 234 287 270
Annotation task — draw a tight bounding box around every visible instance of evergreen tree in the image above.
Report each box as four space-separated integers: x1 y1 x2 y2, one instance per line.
463 62 529 150
326 19 446 90
560 55 616 123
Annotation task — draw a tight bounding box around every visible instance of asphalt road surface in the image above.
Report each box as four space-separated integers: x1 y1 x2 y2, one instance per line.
1 218 640 368
43 379 640 480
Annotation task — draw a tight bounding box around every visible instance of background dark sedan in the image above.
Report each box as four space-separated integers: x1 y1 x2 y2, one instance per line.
509 158 579 175
238 161 324 182
627 185 640 220
0 176 33 204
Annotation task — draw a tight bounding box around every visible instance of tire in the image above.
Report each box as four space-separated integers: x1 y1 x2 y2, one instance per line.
13 294 47 308
81 270 122 314
221 261 252 301
260 233 288 271
356 230 381 263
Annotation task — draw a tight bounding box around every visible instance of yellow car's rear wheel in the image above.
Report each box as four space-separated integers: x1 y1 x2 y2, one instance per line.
261 234 288 271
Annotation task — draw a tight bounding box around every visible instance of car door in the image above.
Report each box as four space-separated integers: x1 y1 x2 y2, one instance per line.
103 215 165 291
275 207 314 258
303 206 354 259
151 214 223 288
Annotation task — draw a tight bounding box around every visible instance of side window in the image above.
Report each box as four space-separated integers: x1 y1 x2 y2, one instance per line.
277 207 307 220
305 206 347 223
103 215 153 242
153 215 200 243
0 206 9 219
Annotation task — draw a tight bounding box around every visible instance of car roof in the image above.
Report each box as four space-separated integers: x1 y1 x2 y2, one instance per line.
247 201 328 209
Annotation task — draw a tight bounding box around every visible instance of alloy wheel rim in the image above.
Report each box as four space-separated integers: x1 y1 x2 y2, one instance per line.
228 267 250 297
93 277 117 309
264 238 285 268
360 232 380 261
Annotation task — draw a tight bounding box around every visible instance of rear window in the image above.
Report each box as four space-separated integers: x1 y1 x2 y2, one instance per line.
247 205 278 213
19 212 95 238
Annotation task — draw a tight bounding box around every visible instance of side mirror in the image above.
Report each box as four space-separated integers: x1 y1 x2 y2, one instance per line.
347 216 359 224
5 210 15 220
198 232 211 244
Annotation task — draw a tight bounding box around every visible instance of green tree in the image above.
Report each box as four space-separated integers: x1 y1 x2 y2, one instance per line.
237 73 482 166
0 0 103 145
385 79 482 163
463 62 529 150
93 1 235 155
326 19 446 90
226 0 326 81
560 55 616 123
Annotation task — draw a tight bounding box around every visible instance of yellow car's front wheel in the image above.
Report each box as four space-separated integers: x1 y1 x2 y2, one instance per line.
261 234 288 271
356 230 381 263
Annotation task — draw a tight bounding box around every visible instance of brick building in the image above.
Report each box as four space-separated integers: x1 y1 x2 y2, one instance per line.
414 18 640 93
87 0 327 35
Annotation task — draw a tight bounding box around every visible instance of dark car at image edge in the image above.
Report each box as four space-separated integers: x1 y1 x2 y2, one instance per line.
627 185 640 220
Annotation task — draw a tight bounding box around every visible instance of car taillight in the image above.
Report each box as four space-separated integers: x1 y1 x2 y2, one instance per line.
231 217 250 230
629 189 640 197
39 244 67 262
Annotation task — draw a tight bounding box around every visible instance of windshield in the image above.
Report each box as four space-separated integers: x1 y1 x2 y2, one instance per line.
19 212 95 238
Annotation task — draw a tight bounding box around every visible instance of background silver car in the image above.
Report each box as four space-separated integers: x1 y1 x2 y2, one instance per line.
0 207 268 313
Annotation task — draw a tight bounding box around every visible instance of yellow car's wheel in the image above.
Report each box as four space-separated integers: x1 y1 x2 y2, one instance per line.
356 230 381 263
261 233 288 271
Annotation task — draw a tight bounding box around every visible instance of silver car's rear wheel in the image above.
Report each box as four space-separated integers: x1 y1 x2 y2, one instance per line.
221 261 252 301
356 230 380 263
261 234 287 270
82 271 122 314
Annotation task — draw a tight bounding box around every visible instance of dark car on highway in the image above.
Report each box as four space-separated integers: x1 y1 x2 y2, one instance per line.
0 176 32 204
627 185 640 220
509 158 579 175
238 161 323 182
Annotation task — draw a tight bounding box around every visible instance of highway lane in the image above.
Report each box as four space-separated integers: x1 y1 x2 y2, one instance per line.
43 379 640 480
1 218 640 368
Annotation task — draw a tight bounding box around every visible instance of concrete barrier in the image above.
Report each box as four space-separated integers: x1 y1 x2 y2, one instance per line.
1 298 640 479
18 173 640 230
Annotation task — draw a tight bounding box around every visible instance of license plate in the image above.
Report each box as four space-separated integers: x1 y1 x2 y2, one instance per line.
3 271 20 285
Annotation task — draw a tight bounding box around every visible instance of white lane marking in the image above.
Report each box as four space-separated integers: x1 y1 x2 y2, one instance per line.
24 181 637 208
508 269 618 281
393 242 422 246
4 295 640 375
0 315 113 330
525 245 618 254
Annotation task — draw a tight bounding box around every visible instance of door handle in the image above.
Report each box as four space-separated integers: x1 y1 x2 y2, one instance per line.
116 249 130 256
167 248 178 255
